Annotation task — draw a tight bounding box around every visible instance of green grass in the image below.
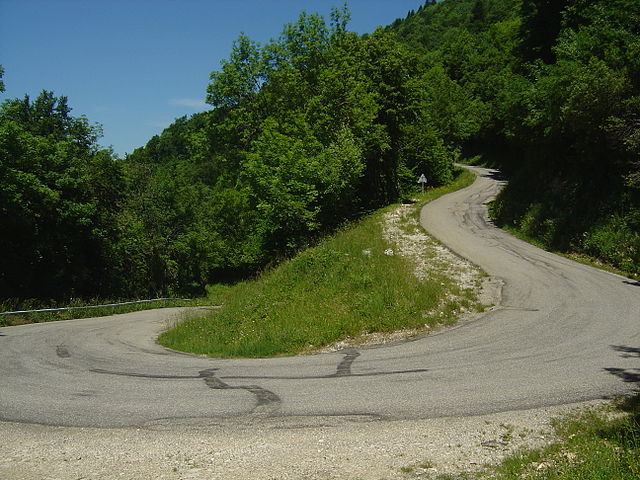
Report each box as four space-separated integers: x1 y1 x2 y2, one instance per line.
0 298 192 327
483 396 640 480
158 168 477 358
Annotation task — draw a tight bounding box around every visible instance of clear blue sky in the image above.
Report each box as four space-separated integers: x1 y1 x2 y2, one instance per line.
1 0 423 157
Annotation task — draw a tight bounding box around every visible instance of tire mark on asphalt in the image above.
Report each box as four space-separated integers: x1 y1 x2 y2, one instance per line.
91 369 200 379
225 348 429 380
90 368 281 416
332 349 360 377
222 369 429 380
222 349 429 380
199 368 281 416
90 348 427 418
91 366 429 381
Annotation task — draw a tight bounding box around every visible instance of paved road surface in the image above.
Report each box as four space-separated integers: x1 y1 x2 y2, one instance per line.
1 166 638 428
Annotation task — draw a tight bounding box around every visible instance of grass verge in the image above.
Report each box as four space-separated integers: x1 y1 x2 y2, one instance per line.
0 298 192 327
396 395 640 480
482 395 640 480
158 168 479 358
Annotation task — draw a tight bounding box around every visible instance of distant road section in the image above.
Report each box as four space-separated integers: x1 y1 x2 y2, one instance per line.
1 166 638 428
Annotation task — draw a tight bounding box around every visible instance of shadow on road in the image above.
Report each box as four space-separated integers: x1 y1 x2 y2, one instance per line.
478 168 508 182
606 345 640 384
623 280 640 287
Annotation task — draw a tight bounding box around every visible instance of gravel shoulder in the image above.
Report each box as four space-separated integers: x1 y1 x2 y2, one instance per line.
0 401 605 480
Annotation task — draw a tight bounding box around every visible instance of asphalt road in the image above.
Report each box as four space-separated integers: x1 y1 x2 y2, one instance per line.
1 166 638 428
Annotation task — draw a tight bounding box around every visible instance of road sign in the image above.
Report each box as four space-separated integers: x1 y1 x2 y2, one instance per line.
418 174 427 193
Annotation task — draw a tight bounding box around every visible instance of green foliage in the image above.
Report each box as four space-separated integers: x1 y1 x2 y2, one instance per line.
206 34 262 109
1 6 465 303
5 0 639 302
518 0 568 64
99 6 461 299
582 215 640 275
0 91 121 299
482 0 640 277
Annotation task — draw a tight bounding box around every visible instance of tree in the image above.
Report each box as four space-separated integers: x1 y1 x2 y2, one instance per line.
0 91 120 299
207 34 263 110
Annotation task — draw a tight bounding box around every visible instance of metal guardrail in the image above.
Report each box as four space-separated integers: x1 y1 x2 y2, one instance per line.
0 298 192 316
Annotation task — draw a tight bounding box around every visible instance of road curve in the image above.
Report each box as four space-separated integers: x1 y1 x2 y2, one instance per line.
1 166 638 428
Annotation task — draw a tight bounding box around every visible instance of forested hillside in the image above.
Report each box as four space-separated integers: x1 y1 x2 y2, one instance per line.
1 7 465 301
117 7 465 297
390 0 639 275
1 0 638 303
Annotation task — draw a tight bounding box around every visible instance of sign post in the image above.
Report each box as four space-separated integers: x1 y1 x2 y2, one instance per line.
418 173 427 193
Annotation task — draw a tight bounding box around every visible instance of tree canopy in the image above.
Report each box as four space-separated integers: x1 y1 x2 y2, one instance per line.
2 0 638 302
0 91 122 298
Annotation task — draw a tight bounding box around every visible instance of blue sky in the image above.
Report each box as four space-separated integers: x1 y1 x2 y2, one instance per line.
1 0 423 157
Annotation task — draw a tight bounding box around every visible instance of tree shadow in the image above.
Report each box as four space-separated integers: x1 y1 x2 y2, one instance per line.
479 168 508 182
606 345 640 383
606 346 640 417
611 345 640 358
606 367 640 384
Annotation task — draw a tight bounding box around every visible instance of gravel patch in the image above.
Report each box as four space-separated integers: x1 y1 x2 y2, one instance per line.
0 401 605 480
382 202 483 289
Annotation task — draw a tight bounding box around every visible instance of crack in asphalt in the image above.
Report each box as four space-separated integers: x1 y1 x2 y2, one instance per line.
91 369 201 379
498 306 540 312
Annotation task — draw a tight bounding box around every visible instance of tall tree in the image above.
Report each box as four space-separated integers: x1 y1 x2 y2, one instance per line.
0 91 121 299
